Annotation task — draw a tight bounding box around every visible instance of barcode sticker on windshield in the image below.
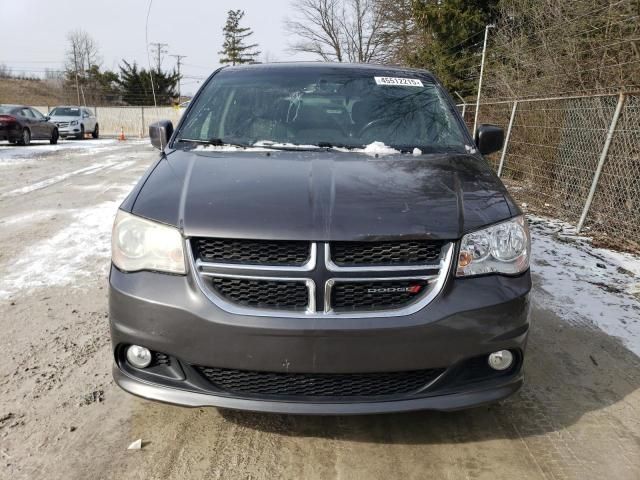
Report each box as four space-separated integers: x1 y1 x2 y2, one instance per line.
374 77 423 87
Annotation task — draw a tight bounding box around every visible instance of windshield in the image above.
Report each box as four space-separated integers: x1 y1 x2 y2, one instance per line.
176 67 468 152
50 107 81 117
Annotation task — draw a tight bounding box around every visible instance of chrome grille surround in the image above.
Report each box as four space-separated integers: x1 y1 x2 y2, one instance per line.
189 240 454 317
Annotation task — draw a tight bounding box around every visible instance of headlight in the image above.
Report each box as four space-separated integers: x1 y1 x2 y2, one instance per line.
70 120 79 126
456 216 530 277
111 210 186 274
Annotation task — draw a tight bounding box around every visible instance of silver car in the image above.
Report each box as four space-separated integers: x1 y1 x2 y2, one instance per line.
48 106 99 139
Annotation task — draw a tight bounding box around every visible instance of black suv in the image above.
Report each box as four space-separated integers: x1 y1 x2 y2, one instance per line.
109 63 531 414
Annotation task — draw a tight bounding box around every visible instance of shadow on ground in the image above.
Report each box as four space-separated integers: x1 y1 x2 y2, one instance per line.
216 301 640 445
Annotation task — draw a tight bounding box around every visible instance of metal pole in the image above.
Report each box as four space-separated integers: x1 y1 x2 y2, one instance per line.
473 25 493 135
497 101 518 177
576 93 626 233
461 104 467 118
141 107 145 138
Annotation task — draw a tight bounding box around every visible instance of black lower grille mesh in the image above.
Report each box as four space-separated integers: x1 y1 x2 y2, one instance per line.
194 238 310 266
196 366 444 398
331 280 428 311
210 277 308 310
331 240 443 266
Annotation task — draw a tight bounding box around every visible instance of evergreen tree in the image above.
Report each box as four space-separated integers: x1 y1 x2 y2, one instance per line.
117 60 179 105
408 0 499 97
219 10 260 65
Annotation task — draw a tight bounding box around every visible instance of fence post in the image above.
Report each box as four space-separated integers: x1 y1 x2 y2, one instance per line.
497 101 518 177
576 93 626 233
461 103 467 118
141 107 145 138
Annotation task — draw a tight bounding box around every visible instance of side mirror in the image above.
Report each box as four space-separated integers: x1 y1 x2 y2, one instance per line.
149 120 174 150
474 124 504 155
44 116 50 121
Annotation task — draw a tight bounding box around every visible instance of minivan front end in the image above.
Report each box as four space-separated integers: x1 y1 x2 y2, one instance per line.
108 63 531 414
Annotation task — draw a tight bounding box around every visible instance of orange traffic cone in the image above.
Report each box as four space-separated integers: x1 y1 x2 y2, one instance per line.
118 127 126 141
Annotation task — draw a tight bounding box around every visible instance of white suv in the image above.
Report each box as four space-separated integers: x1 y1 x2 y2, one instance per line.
49 106 99 139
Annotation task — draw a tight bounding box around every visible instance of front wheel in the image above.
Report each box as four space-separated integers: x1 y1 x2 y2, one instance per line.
50 128 59 145
76 125 85 140
92 123 99 139
18 128 31 146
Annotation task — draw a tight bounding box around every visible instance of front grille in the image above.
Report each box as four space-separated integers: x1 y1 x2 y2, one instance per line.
210 277 308 311
331 240 443 266
193 238 310 266
196 366 444 398
331 280 428 312
56 121 69 128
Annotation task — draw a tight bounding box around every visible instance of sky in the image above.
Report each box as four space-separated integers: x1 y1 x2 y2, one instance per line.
0 0 314 95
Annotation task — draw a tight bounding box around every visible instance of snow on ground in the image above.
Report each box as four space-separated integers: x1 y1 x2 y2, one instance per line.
528 215 640 355
0 199 124 299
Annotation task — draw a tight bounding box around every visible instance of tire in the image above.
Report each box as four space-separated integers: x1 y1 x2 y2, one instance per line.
50 128 59 145
76 124 85 140
18 128 31 146
92 123 99 139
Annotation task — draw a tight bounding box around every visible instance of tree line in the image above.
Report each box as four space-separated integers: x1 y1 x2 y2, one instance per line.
6 2 634 106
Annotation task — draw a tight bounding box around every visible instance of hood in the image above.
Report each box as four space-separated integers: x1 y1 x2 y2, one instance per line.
129 149 517 241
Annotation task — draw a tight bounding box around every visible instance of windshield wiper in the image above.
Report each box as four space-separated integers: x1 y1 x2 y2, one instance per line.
316 141 362 150
175 137 250 148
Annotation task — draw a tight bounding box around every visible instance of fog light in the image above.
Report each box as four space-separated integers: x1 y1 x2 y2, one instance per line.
126 345 152 368
487 350 514 371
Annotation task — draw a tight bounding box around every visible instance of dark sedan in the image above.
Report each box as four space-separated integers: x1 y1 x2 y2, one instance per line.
0 104 59 145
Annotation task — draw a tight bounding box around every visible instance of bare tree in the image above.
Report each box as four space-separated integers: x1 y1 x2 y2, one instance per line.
285 0 386 63
65 29 101 104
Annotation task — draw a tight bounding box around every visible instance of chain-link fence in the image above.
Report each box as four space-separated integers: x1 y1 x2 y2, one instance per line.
33 105 183 137
460 92 640 252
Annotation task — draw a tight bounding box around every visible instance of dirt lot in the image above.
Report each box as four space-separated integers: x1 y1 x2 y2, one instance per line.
0 139 639 480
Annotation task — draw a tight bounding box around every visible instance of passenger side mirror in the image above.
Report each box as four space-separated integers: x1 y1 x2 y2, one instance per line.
44 116 51 121
149 120 174 150
474 124 504 155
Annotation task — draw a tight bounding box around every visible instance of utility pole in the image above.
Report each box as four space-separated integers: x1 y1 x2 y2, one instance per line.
149 42 169 71
472 24 494 135
72 43 80 105
170 54 187 101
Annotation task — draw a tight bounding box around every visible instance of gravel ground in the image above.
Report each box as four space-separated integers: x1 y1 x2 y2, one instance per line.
0 139 638 480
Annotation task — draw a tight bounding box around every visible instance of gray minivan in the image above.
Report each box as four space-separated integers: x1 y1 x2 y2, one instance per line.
109 63 531 414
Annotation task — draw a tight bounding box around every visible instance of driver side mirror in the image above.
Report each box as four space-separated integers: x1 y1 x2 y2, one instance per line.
474 124 504 155
149 120 174 150
44 116 51 121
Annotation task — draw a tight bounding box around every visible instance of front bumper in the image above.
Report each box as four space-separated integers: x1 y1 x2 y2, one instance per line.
109 266 531 414
58 127 81 136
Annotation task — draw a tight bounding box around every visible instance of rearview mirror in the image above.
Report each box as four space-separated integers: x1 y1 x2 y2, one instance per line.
149 120 174 150
474 124 504 155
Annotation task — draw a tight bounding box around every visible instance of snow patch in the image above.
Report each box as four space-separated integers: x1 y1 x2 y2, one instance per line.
0 201 119 300
358 142 400 156
0 162 116 199
412 148 422 156
529 215 640 355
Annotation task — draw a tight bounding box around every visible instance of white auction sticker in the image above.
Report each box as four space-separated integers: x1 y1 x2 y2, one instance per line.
374 76 424 87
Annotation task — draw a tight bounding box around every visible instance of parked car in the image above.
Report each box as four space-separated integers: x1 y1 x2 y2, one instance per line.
0 104 59 145
110 63 531 414
49 106 99 139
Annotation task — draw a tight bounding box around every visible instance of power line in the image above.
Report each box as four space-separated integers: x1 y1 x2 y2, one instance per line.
170 54 187 99
149 42 169 71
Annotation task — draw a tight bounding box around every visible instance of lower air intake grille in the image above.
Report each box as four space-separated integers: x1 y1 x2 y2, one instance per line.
331 280 428 312
194 238 310 266
210 277 308 311
196 366 444 398
331 240 443 266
